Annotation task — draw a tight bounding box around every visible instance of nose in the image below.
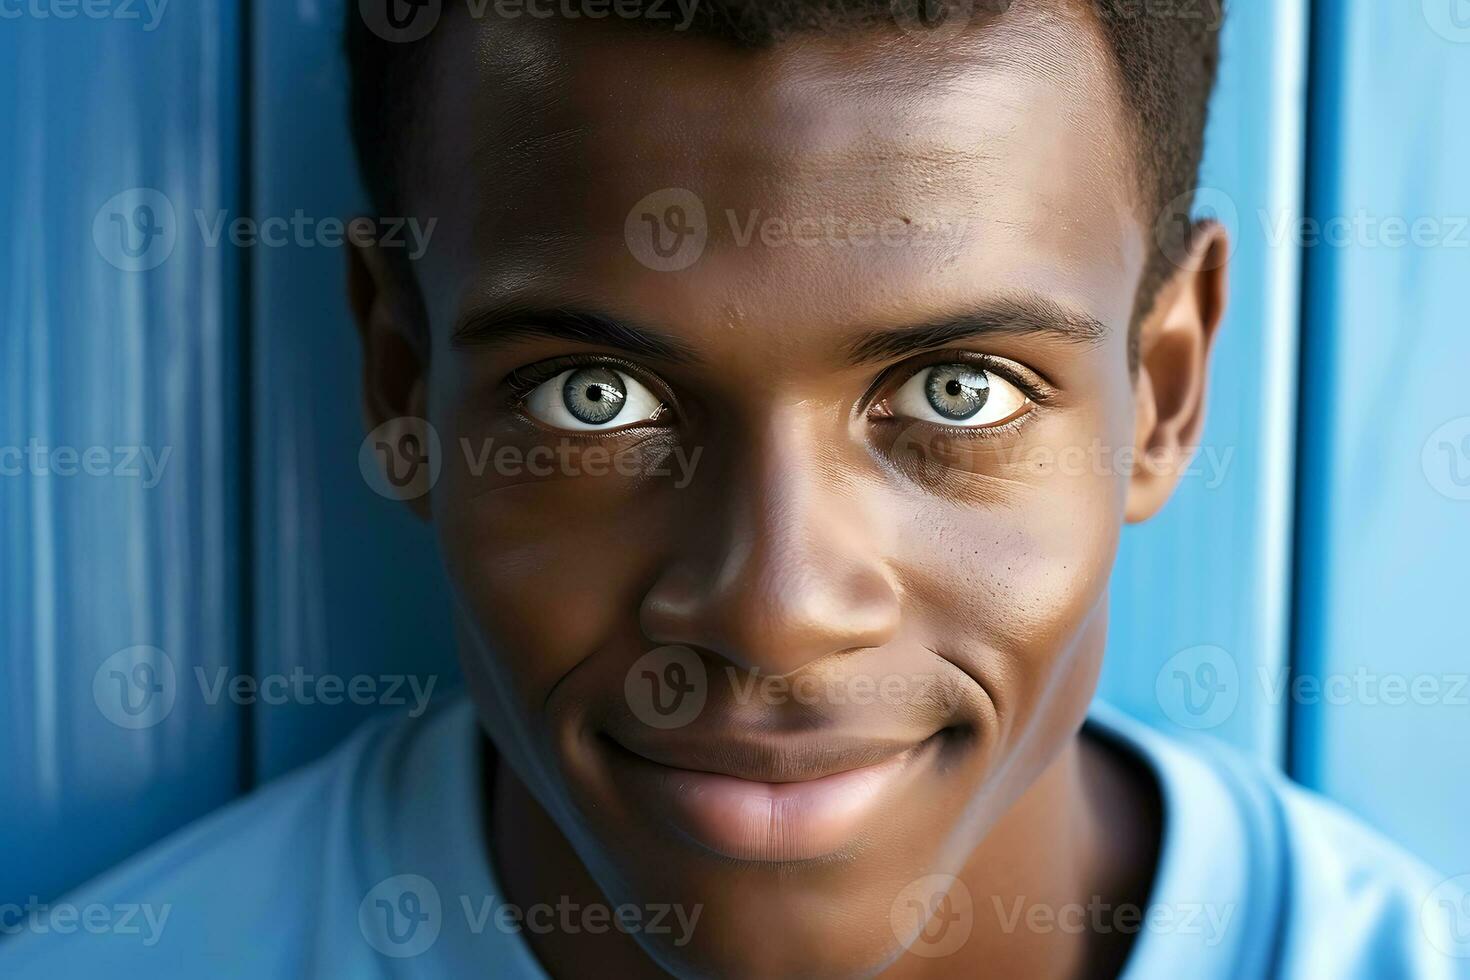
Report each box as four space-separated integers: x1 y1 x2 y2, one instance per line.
639 409 901 677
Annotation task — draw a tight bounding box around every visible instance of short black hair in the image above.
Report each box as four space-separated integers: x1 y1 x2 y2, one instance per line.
345 0 1221 342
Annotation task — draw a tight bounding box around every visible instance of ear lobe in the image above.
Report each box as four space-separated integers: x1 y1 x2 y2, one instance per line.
347 233 434 521
1124 222 1230 524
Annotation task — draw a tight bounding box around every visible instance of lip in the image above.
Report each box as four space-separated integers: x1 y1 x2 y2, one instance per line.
609 730 931 783
604 732 942 862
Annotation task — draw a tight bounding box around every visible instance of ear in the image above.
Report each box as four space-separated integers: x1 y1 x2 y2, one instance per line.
1124 222 1230 523
347 231 434 520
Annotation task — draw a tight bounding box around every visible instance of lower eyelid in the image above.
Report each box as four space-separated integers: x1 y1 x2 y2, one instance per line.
869 400 1037 435
510 410 673 440
947 407 1035 438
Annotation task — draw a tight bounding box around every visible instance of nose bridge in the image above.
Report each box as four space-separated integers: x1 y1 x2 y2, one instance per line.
641 406 900 676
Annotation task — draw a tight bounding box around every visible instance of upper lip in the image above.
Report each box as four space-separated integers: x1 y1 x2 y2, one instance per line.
604 730 935 784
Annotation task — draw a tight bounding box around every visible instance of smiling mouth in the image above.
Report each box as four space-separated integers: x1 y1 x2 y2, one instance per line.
602 730 951 863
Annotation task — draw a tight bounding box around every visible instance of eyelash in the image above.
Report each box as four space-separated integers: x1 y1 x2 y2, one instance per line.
869 351 1054 407
504 354 679 434
505 355 659 402
504 351 1055 430
863 351 1054 441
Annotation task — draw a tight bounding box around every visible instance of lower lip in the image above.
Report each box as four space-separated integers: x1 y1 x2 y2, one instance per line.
611 740 937 862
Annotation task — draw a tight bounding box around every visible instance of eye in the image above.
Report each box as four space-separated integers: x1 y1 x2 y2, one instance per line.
887 363 1031 429
521 366 666 431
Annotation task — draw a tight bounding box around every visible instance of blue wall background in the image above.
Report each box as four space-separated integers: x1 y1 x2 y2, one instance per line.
3 0 1468 909
1 2 248 907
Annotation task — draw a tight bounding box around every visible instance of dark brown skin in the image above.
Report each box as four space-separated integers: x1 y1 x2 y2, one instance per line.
349 4 1227 977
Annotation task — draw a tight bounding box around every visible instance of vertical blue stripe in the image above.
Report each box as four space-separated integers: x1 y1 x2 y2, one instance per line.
1293 0 1470 875
248 0 459 782
1101 0 1309 764
0 3 247 905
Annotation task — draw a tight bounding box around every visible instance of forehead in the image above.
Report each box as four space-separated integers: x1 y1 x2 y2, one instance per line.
409 7 1146 353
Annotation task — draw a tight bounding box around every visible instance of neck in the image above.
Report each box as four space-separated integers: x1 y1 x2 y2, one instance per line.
885 731 1161 979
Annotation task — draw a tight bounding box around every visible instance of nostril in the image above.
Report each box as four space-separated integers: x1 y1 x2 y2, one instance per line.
638 510 900 676
637 573 707 647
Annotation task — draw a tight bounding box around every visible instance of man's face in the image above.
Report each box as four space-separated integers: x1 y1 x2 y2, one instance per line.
374 5 1169 975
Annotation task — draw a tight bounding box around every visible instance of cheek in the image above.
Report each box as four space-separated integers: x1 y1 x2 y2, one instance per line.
891 417 1128 717
430 423 686 711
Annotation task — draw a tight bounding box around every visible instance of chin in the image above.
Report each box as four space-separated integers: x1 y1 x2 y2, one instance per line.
619 877 917 980
554 782 981 980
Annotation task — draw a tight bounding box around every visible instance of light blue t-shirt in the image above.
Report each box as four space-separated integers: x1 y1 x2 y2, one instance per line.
3 695 1467 978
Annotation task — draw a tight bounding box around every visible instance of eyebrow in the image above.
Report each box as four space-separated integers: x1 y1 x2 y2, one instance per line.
451 294 1108 366
451 306 700 363
844 295 1109 365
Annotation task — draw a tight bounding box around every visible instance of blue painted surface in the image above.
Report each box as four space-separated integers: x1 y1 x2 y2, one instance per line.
1100 0 1307 763
0 4 246 905
1292 1 1470 877
248 0 459 782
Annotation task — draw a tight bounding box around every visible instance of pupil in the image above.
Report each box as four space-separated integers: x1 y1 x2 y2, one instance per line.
562 367 627 425
924 364 989 422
